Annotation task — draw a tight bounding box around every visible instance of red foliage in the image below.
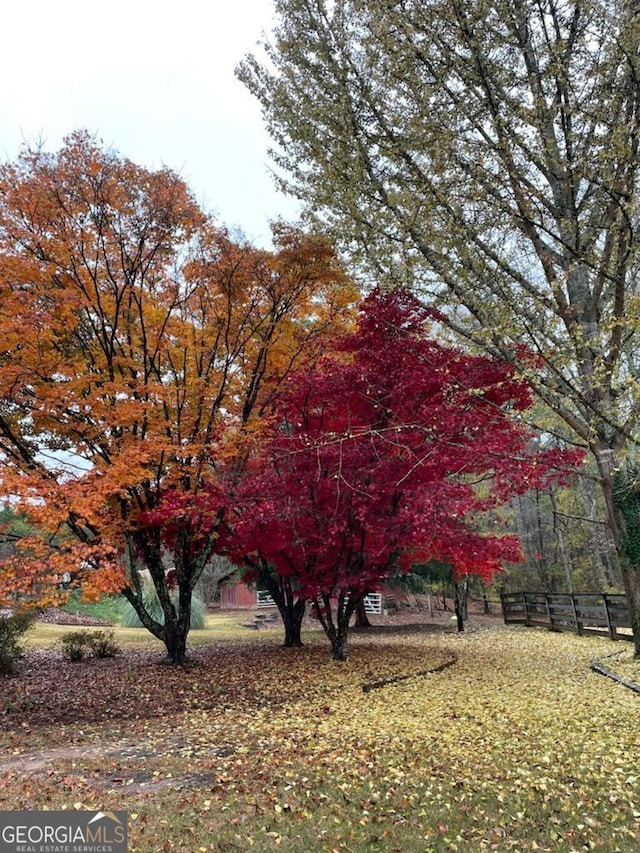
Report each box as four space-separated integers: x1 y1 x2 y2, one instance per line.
227 290 583 597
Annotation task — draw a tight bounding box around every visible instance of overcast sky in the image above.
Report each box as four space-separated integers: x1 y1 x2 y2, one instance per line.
0 0 299 247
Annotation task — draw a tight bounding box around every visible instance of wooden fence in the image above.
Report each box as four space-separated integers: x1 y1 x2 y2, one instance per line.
500 592 632 642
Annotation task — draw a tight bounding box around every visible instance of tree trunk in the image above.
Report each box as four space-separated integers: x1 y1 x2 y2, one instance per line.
619 559 640 659
330 600 353 660
258 567 306 648
453 581 464 633
579 474 618 588
597 447 640 659
162 620 189 664
161 578 193 664
482 589 491 615
281 598 305 647
354 597 372 627
331 622 349 661
123 590 191 665
314 590 359 660
121 568 193 664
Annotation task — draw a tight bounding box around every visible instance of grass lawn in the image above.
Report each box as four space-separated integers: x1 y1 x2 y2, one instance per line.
1 616 638 852
61 590 125 624
22 612 262 651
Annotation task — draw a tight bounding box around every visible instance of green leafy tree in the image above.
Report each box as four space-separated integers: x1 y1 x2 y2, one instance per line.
239 0 640 655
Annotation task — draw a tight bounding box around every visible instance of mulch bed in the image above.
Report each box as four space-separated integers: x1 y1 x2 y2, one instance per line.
1 644 262 731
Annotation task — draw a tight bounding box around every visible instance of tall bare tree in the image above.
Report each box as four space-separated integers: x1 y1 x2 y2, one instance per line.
239 0 640 654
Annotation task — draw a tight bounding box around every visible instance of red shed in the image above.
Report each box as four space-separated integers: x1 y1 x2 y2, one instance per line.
219 579 275 609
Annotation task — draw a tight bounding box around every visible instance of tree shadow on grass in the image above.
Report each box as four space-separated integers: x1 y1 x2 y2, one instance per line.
351 621 455 637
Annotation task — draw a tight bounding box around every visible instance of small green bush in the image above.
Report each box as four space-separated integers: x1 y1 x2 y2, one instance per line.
119 588 206 630
87 629 119 658
60 629 119 662
0 611 35 675
59 631 89 661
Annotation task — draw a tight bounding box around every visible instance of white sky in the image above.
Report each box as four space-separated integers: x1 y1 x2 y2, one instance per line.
0 0 299 248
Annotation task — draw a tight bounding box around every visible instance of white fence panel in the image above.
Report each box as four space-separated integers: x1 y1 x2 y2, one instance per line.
363 593 382 614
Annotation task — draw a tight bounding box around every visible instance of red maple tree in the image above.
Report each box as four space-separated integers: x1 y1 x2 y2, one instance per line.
226 290 583 659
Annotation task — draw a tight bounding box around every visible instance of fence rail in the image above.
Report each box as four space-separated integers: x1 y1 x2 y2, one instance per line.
256 589 276 608
363 593 383 614
501 592 632 642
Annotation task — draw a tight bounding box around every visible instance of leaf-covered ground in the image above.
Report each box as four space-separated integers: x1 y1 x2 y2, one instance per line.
0 619 638 852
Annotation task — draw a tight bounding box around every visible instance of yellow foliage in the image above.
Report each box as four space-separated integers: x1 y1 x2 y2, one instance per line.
1 622 637 852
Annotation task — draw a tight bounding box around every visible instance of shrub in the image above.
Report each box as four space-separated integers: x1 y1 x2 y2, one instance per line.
119 588 206 630
0 611 35 675
59 630 89 661
86 629 119 658
60 629 119 661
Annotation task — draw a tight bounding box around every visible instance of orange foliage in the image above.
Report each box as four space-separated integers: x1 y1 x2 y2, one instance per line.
0 131 357 618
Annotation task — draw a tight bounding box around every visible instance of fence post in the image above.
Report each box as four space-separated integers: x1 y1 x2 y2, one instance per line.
603 594 615 641
500 593 508 623
524 592 532 627
570 593 581 635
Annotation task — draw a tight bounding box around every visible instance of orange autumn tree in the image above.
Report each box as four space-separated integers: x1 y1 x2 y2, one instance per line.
0 131 355 662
